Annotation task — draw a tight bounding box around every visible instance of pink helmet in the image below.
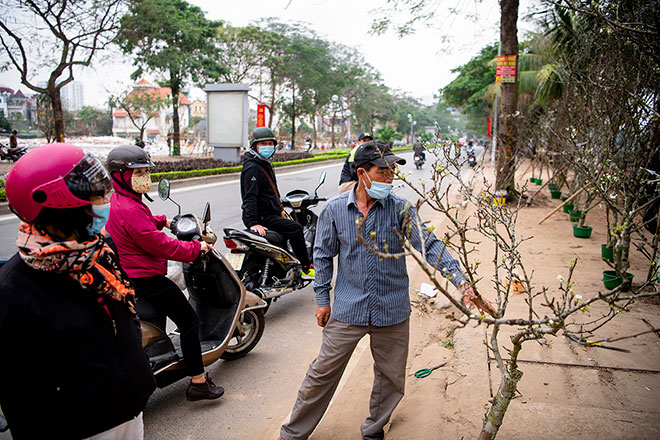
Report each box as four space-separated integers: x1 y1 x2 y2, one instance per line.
5 143 112 222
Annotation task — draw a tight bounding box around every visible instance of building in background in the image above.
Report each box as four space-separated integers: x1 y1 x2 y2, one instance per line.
61 81 85 111
0 86 35 125
190 100 206 120
112 79 191 141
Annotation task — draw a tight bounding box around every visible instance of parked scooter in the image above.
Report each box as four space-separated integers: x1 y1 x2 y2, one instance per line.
141 179 267 388
222 172 327 311
414 153 425 169
0 143 27 162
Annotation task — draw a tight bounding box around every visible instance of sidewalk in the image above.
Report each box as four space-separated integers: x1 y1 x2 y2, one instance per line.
296 160 660 439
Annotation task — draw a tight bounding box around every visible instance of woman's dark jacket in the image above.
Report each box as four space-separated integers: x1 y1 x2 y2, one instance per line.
0 254 156 439
240 150 282 227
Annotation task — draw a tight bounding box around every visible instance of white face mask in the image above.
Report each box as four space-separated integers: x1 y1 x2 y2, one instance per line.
131 172 152 193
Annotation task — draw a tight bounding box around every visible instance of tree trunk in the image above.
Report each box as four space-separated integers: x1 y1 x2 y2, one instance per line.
268 70 277 128
311 114 317 148
171 83 180 156
50 89 65 142
479 367 523 440
495 0 519 192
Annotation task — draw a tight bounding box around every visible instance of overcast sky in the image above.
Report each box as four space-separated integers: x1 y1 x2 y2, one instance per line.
0 0 540 108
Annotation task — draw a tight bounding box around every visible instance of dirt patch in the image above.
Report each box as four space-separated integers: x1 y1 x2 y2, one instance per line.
308 159 660 440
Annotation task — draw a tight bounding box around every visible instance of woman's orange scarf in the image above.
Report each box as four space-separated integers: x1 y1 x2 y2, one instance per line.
16 222 136 312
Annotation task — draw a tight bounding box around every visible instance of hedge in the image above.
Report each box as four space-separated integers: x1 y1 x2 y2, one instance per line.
150 155 346 182
149 147 411 182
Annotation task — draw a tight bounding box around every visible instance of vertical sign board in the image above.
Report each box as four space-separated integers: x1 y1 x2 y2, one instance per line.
496 55 517 83
257 104 266 128
487 116 492 138
204 83 250 162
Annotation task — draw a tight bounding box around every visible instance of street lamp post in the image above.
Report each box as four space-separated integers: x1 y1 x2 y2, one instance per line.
407 113 413 144
331 94 339 148
344 109 352 145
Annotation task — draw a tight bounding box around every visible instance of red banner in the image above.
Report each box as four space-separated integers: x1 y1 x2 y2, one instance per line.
257 104 266 127
496 55 517 83
487 116 492 138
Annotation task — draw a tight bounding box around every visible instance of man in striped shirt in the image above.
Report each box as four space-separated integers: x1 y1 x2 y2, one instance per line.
280 141 483 440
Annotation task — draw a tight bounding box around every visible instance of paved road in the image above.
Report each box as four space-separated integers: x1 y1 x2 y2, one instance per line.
0 148 472 439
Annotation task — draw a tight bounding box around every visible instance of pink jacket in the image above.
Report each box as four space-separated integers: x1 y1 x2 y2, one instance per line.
106 185 201 278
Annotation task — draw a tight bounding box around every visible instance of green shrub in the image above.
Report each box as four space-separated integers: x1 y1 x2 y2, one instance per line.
150 155 346 182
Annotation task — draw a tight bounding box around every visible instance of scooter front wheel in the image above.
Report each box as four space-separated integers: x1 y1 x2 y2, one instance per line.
221 308 265 360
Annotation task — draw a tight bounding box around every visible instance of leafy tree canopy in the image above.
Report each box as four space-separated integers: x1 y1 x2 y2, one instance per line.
440 43 498 134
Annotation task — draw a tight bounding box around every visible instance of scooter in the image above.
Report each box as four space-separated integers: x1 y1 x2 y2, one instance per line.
140 179 267 388
0 143 27 162
414 153 425 169
466 146 477 167
222 171 327 311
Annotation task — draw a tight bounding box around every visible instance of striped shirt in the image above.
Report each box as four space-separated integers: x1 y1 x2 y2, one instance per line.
313 188 467 327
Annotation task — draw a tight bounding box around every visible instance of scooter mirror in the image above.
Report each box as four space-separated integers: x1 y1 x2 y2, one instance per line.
202 202 211 224
158 179 171 201
314 171 326 196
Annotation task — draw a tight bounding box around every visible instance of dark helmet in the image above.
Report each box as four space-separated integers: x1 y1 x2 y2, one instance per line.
250 127 277 149
106 145 154 175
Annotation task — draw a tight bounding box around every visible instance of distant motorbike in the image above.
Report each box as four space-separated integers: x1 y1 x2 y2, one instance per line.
414 153 425 169
466 146 477 167
141 180 267 389
222 171 327 312
0 143 27 162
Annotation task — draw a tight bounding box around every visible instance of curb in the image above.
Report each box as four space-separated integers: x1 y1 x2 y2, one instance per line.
0 158 346 217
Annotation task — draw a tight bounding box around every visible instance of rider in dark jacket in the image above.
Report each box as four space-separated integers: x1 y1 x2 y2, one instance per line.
338 132 373 193
240 127 314 279
0 143 156 439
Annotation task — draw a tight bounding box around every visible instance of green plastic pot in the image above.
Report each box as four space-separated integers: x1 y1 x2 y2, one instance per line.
563 203 574 214
535 178 543 185
530 177 537 183
548 183 558 191
602 270 634 290
569 210 582 222
572 224 592 238
550 190 562 199
601 244 614 262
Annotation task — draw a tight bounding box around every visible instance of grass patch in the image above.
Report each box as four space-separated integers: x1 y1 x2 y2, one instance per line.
442 327 456 349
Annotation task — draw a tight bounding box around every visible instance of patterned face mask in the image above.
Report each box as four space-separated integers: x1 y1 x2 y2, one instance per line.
131 172 151 193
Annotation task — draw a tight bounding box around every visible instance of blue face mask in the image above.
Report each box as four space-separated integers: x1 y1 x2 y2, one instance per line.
364 173 392 199
258 145 275 160
88 203 110 235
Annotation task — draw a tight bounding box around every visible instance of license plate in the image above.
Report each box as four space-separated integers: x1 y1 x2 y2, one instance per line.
225 253 245 270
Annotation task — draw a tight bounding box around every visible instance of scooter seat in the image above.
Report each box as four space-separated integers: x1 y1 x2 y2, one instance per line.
243 229 286 246
264 230 286 245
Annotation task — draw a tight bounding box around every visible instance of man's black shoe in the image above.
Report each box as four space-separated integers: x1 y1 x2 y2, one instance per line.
186 374 224 401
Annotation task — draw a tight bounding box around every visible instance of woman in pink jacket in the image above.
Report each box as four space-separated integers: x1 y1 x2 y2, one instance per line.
105 145 224 402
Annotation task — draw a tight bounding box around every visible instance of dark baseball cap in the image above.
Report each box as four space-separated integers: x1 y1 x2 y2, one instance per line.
357 132 373 142
354 141 406 167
